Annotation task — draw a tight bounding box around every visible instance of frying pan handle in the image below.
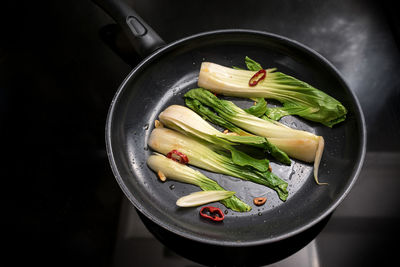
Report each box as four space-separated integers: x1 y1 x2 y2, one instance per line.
93 0 166 57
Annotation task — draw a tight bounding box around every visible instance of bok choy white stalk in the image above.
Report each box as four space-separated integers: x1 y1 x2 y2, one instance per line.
158 104 290 165
147 153 251 211
176 191 236 207
148 127 289 201
184 88 326 185
198 58 347 127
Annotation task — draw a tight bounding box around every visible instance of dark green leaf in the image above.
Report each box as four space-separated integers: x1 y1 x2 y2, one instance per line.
263 71 347 127
243 57 347 127
198 180 251 212
244 97 268 117
245 56 263 71
185 98 245 135
230 147 269 172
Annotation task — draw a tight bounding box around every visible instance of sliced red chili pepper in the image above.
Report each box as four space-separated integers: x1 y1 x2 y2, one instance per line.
166 149 189 164
249 69 266 86
199 206 224 222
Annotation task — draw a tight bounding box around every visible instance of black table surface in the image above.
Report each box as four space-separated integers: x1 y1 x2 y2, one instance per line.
2 0 399 266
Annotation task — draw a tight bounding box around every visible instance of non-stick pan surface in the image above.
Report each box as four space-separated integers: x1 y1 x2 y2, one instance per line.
106 29 365 246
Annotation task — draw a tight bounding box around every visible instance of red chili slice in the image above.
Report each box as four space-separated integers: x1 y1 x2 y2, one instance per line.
249 69 266 86
199 206 224 222
166 150 189 164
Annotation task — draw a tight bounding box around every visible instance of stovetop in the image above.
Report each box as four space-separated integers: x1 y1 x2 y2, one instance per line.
2 0 399 266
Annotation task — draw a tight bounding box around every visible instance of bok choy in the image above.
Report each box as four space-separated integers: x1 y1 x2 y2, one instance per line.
147 153 251 211
176 191 236 207
184 88 325 185
198 58 347 127
158 104 290 165
148 127 289 201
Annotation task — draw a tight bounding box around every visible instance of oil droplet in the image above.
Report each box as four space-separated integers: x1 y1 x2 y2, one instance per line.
169 184 175 190
143 124 149 130
224 210 228 214
258 212 262 216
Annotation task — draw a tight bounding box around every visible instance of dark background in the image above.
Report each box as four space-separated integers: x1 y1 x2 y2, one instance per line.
2 0 399 266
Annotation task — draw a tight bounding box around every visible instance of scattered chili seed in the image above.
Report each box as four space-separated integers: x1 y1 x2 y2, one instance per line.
154 120 163 128
166 150 189 164
249 69 267 86
268 165 272 172
199 206 224 222
253 197 267 206
223 129 229 134
157 170 166 182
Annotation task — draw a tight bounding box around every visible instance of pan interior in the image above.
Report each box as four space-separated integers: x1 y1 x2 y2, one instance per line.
107 31 364 246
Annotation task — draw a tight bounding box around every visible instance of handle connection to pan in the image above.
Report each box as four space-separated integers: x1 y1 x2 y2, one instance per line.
93 0 166 57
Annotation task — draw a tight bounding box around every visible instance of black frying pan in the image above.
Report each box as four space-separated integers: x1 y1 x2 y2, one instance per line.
96 0 366 247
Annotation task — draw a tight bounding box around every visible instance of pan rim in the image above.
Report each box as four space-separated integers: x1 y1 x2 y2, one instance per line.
105 29 367 247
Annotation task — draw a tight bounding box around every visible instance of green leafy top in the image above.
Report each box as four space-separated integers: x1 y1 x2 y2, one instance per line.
245 56 263 71
247 56 347 127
